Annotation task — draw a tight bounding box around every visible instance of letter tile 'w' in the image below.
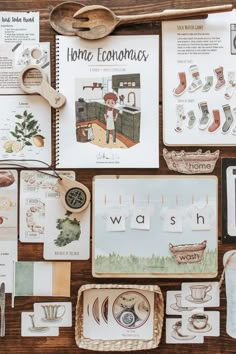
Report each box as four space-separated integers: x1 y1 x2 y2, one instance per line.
106 210 126 231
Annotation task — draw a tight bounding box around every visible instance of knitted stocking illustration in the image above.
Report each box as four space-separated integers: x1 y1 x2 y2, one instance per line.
187 110 196 129
224 71 236 99
187 64 202 92
231 108 236 135
173 72 187 96
208 110 221 133
222 104 234 134
175 104 186 133
198 101 210 130
202 76 213 92
214 66 225 90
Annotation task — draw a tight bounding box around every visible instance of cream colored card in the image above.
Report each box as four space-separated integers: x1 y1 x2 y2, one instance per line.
106 289 154 340
21 312 59 337
166 290 200 315
181 282 219 307
166 318 204 344
181 310 220 337
43 199 90 260
33 302 72 327
20 170 75 243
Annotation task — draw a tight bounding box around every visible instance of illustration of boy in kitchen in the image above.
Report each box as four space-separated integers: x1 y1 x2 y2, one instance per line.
104 92 119 144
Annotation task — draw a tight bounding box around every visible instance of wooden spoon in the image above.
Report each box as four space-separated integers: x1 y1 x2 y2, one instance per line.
49 1 84 36
72 4 233 40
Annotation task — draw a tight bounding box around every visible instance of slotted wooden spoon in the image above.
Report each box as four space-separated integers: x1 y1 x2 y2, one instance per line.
72 4 233 40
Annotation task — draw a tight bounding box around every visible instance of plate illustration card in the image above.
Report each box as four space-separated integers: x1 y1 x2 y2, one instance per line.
93 175 218 278
43 199 90 260
162 11 236 145
19 170 75 243
0 95 51 165
56 35 159 168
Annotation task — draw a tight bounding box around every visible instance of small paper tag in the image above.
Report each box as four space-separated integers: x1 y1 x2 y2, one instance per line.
162 209 183 233
130 207 151 230
105 208 128 232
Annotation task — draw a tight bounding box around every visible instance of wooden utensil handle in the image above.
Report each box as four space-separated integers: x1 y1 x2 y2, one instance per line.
39 82 66 109
118 4 233 25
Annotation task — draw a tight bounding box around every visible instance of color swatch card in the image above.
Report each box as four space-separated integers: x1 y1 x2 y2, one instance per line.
43 199 90 260
0 169 18 293
20 170 75 243
13 261 71 306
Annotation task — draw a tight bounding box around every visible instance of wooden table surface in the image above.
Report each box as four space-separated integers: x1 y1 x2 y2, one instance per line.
1 0 236 353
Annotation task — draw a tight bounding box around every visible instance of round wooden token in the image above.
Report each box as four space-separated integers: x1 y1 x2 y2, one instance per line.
57 176 90 213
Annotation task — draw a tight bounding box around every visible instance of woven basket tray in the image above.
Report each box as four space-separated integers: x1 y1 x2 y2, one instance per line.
75 284 164 351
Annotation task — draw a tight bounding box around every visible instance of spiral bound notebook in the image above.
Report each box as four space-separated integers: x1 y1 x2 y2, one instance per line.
55 35 159 168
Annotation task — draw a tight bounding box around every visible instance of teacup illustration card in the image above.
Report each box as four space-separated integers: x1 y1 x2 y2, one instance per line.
21 312 59 337
166 318 204 344
166 291 200 315
33 302 72 327
181 282 219 307
181 310 220 337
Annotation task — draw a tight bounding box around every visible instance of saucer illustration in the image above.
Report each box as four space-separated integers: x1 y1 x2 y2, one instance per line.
41 317 62 323
171 330 196 341
170 303 195 312
29 326 48 332
187 323 212 333
185 294 211 304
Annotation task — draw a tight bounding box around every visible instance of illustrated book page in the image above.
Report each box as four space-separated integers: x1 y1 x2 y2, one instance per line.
93 175 218 278
162 11 236 145
56 35 159 168
19 170 75 243
0 42 50 94
0 170 18 293
0 95 51 165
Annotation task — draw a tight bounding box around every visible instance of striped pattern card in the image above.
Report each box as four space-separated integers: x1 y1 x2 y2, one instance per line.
13 261 71 306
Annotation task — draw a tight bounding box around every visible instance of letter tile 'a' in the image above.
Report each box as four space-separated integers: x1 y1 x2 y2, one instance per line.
130 207 151 230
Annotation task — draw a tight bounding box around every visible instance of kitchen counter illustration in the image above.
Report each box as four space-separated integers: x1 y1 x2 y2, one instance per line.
75 74 141 148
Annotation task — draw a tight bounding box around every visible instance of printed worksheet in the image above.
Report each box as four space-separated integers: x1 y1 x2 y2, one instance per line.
20 170 75 243
0 12 39 43
163 10 236 145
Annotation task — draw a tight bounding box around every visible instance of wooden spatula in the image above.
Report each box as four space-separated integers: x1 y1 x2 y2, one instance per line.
72 4 233 40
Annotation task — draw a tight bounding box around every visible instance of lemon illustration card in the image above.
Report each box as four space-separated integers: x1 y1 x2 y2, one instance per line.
0 95 51 165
